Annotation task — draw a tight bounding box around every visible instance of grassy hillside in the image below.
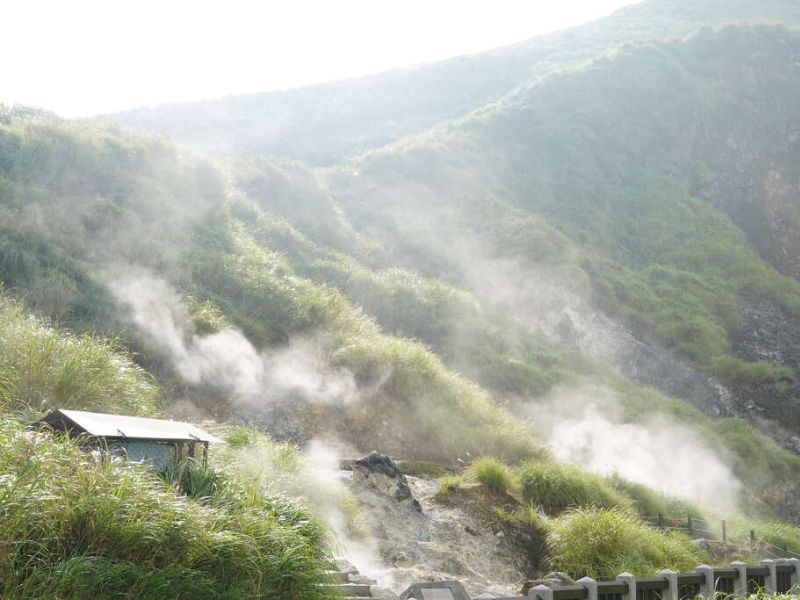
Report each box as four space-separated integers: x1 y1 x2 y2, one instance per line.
3 101 800 510
0 293 334 599
0 106 543 463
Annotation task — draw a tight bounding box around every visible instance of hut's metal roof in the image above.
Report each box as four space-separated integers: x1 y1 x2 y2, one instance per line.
37 409 221 443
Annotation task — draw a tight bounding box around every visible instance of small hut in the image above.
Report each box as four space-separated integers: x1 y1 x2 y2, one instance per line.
36 409 220 471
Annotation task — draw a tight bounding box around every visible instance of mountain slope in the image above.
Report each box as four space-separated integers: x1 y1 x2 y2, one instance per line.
314 24 800 444
114 0 800 164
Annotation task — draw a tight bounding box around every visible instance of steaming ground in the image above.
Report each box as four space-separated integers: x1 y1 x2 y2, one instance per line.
520 384 742 513
107 270 358 407
106 268 747 554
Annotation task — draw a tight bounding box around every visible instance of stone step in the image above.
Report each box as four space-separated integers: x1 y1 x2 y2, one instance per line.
323 570 348 583
331 583 372 597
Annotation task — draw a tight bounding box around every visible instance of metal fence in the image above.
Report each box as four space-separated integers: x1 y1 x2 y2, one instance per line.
495 559 800 599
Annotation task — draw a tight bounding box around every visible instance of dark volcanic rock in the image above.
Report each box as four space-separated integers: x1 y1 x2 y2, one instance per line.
357 452 406 481
354 452 421 509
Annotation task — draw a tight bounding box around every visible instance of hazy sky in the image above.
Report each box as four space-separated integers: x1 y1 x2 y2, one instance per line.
4 0 640 117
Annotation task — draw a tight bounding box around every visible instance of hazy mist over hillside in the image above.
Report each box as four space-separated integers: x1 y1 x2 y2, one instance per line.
4 1 800 597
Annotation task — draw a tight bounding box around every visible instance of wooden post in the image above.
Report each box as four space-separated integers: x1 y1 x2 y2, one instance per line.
722 520 727 543
658 513 664 528
751 530 756 552
688 515 694 537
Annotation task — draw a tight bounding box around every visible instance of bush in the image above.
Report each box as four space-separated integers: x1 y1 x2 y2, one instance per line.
518 461 629 515
467 456 517 494
547 507 707 578
175 459 225 500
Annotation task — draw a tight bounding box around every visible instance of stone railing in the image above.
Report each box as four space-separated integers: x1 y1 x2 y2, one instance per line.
515 559 800 600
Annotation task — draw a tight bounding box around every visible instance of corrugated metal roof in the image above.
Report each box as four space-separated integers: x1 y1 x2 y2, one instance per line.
39 409 221 443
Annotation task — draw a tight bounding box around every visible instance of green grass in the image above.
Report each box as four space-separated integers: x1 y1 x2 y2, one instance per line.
518 460 630 515
605 473 704 521
396 460 452 478
0 293 337 599
333 333 547 462
467 456 518 494
546 507 707 579
727 519 800 558
0 416 335 600
0 293 160 418
437 475 464 496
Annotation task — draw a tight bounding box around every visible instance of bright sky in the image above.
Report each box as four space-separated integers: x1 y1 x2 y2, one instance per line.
3 0 640 117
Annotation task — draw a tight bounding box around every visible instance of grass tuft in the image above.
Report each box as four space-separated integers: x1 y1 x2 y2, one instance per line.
437 475 464 496
467 456 517 494
518 460 629 515
546 507 707 579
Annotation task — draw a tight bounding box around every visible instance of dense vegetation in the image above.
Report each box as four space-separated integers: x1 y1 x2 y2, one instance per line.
344 26 800 389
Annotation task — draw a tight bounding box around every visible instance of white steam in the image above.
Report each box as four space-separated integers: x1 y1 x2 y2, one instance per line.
106 270 357 406
302 440 396 588
228 435 395 588
522 384 742 512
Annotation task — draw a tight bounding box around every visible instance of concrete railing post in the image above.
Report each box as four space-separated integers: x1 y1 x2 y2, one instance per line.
788 557 800 588
616 572 636 600
530 584 553 600
695 564 715 599
658 569 678 600
730 560 748 596
762 559 777 594
577 576 598 600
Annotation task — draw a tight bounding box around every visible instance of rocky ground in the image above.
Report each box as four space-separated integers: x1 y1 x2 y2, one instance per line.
337 453 531 598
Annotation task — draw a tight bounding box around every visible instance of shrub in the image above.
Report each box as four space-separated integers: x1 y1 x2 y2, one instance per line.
518 461 629 515
547 507 706 578
467 456 517 494
176 459 225 500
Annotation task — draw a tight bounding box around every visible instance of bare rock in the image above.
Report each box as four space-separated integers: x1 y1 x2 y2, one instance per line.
354 452 422 511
